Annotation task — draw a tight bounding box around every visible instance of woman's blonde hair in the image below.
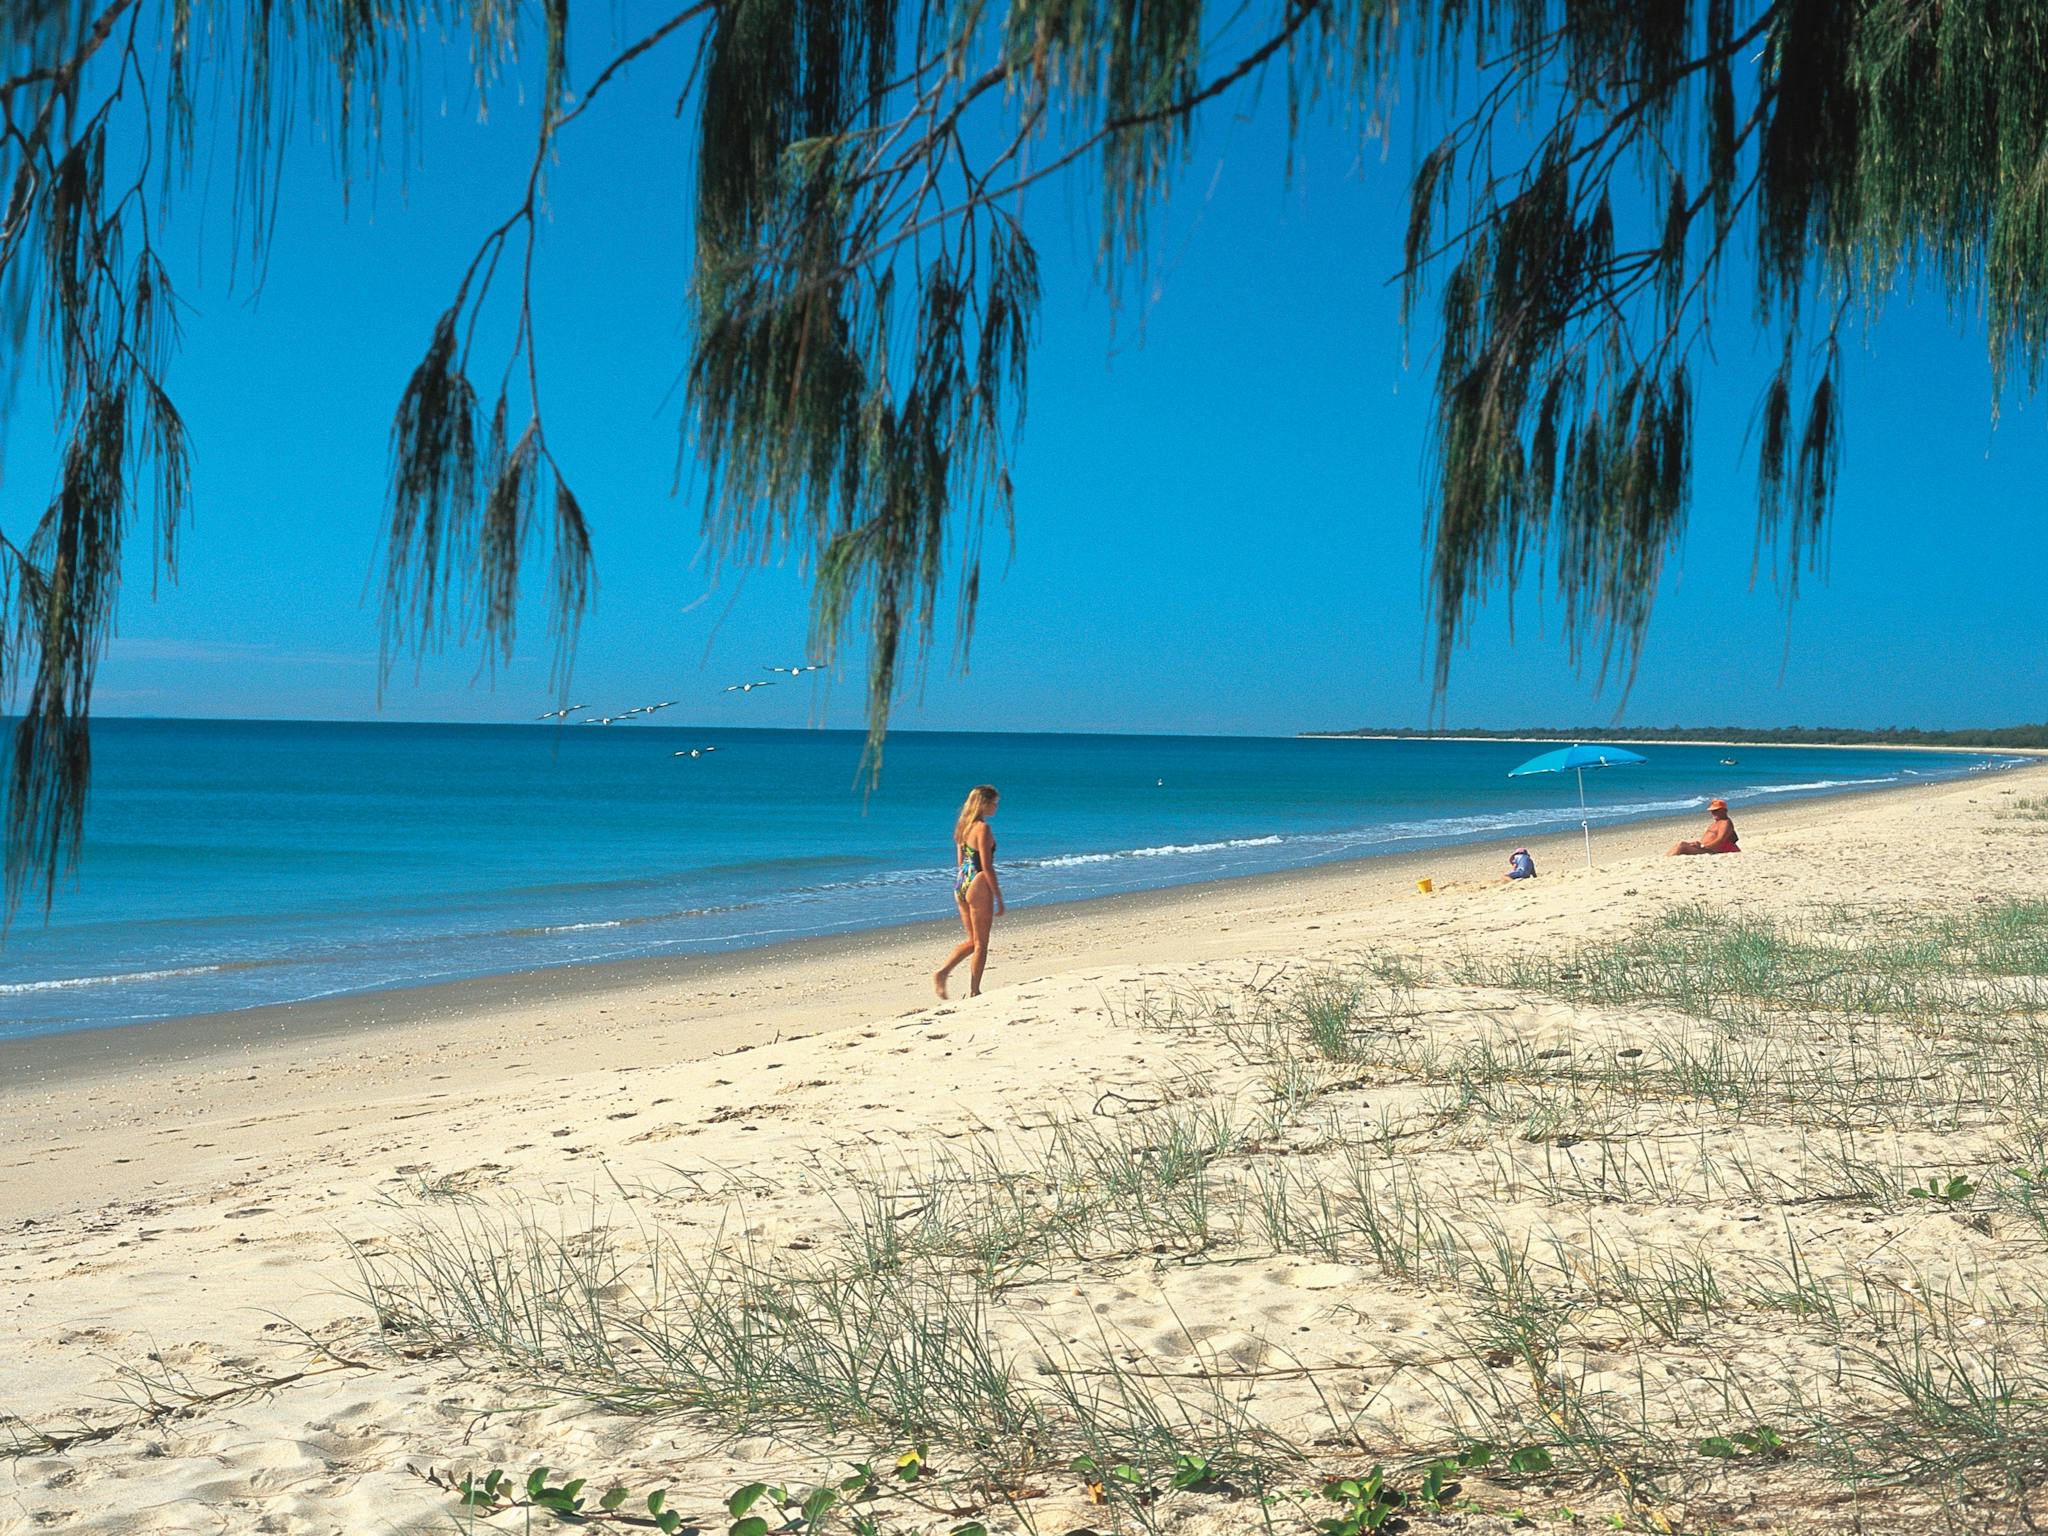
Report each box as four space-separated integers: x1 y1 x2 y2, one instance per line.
955 784 999 844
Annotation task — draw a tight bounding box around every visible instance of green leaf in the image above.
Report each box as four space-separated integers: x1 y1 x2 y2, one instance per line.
658 1515 682 1536
562 1478 586 1503
526 1467 548 1500
1507 1445 1554 1475
800 1485 838 1523
1419 1461 1461 1508
648 1490 668 1516
951 1524 989 1536
1697 1435 1738 1459
728 1483 769 1518
1459 1443 1495 1469
601 1486 629 1511
730 1519 770 1536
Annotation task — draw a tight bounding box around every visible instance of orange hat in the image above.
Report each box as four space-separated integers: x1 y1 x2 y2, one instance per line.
1708 798 1728 811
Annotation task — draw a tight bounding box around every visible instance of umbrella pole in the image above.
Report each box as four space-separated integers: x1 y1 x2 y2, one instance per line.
1578 767 1592 870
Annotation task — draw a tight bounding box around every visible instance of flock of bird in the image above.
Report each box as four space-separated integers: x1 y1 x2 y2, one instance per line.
534 665 821 759
534 699 681 726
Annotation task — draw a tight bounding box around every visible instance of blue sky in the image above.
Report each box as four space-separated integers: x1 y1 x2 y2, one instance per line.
20 10 2046 735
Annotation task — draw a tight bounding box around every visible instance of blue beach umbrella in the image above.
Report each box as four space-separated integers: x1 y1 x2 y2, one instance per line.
1508 743 1650 870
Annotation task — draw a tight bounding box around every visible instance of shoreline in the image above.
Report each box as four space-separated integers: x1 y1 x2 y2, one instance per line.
16 732 2024 1056
4 762 2027 1093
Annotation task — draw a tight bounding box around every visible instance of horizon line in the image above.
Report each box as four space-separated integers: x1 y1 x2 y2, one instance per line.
63 712 2048 740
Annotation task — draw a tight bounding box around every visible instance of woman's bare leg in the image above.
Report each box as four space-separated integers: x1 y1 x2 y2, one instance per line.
934 897 977 997
965 889 995 996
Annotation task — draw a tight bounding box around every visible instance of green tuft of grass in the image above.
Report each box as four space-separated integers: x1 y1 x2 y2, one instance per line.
1455 900 2048 1029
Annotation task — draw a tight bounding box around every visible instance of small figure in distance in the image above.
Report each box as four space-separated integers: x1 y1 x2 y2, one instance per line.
1502 847 1537 882
1669 797 1741 856
934 784 1003 1000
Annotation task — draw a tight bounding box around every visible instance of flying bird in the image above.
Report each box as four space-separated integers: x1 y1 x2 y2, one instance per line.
764 664 823 677
536 704 588 721
672 746 721 759
724 680 778 693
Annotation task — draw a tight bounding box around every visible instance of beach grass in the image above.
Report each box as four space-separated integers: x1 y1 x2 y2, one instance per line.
345 903 2048 1534
1451 899 2048 1028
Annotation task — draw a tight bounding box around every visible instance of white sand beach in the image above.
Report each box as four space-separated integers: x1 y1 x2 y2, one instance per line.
6 769 2048 1535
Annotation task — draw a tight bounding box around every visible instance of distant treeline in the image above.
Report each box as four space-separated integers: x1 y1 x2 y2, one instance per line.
1313 725 2048 749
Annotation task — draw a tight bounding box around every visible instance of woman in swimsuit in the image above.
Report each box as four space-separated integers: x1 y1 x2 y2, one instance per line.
934 784 1003 999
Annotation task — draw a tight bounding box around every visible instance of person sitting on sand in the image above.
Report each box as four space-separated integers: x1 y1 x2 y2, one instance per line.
934 784 1004 999
1502 847 1537 881
1668 798 1740 856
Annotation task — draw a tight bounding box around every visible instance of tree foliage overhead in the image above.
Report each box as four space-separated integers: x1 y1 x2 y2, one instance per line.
2 0 2045 918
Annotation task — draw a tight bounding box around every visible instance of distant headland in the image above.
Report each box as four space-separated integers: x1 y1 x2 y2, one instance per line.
1303 724 2048 750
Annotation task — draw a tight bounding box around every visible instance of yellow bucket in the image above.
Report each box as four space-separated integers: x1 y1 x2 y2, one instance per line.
1416 878 1435 895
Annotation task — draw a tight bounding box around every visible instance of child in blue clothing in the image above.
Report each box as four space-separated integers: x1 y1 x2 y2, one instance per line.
1503 847 1537 881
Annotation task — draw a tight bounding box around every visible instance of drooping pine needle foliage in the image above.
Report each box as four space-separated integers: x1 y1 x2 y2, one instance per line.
3 1 2046 918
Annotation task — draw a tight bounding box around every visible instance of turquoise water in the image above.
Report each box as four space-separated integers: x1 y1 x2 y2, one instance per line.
0 720 2015 1039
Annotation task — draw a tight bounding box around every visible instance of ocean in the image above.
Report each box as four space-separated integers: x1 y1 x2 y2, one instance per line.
0 719 2017 1040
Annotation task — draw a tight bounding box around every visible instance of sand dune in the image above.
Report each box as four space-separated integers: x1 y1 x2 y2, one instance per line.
5 770 2047 1535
